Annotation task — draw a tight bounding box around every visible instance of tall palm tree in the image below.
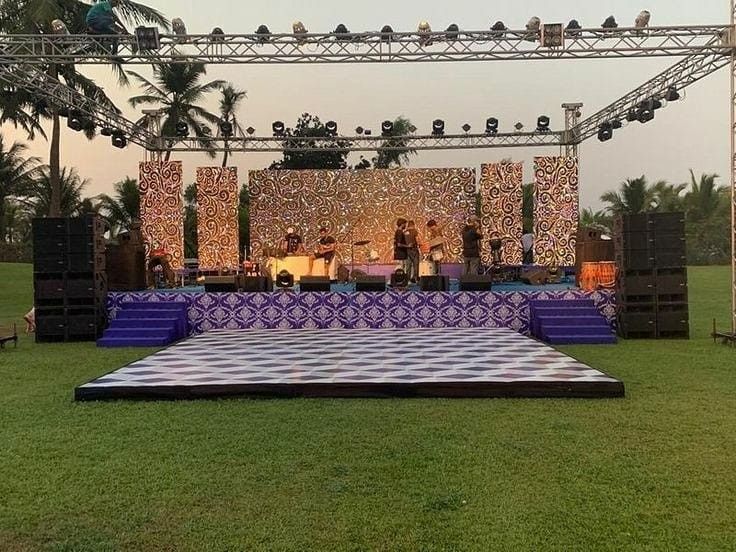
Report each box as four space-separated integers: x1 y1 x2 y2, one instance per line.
97 177 140 236
580 207 612 234
600 176 657 214
684 171 724 222
23 166 90 218
0 136 41 243
128 63 225 161
0 0 168 217
218 84 247 168
651 180 686 212
2 198 31 244
372 116 418 169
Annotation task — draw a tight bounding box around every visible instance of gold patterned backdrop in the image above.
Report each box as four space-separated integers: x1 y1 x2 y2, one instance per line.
248 168 477 264
479 162 523 265
533 156 579 266
139 161 184 270
196 167 239 269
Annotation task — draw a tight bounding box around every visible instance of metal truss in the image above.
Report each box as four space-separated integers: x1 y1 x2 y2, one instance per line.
0 25 730 66
731 0 736 332
164 131 564 153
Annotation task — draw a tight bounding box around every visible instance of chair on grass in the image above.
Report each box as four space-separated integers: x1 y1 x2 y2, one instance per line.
0 324 18 349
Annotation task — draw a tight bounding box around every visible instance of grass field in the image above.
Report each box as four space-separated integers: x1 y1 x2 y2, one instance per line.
0 262 734 551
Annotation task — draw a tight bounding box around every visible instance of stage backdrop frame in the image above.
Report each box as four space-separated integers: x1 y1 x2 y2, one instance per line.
479 162 524 265
139 161 184 270
533 156 579 267
248 168 477 265
196 166 240 269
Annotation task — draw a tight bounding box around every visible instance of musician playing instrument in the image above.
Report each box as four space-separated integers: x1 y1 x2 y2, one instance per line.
280 227 305 256
146 242 176 289
309 227 337 276
426 218 451 275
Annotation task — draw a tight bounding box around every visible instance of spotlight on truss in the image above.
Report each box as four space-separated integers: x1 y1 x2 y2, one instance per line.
611 118 623 129
432 119 445 136
293 21 308 44
514 122 524 132
100 126 113 137
255 25 271 43
210 27 225 42
67 110 83 132
408 124 417 133
381 120 394 136
635 10 651 29
380 25 395 42
51 19 69 35
219 119 233 138
490 21 507 38
111 130 127 149
172 18 187 42
566 19 582 36
602 16 618 29
461 123 471 133
355 126 364 135
445 23 460 41
334 24 351 41
485 117 499 135
597 122 613 142
525 17 541 42
175 121 189 137
246 126 255 135
135 26 160 49
665 86 681 102
637 100 655 123
417 21 432 46
272 121 285 136
325 120 338 136
536 116 550 132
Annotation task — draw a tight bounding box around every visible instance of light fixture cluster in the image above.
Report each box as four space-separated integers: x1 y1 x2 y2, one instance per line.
57 107 128 149
598 85 680 142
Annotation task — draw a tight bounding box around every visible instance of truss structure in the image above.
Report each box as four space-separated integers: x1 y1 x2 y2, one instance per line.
732 1 736 332
0 25 730 66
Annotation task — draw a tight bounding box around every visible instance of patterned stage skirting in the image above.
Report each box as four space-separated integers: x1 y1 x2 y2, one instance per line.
107 289 616 336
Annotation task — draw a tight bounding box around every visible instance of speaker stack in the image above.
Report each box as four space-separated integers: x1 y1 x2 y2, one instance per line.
33 215 107 342
614 212 689 339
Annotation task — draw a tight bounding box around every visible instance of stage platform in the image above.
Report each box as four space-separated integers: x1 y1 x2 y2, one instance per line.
75 328 624 401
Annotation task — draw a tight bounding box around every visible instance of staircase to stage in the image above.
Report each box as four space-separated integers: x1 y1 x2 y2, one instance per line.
97 301 188 348
530 299 616 345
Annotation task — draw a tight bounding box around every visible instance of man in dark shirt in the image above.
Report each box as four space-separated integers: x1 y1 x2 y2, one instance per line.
462 216 483 276
280 227 304 256
393 218 408 272
404 220 420 283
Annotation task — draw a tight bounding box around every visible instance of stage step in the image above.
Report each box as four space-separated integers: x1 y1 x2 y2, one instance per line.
97 301 188 348
530 298 616 345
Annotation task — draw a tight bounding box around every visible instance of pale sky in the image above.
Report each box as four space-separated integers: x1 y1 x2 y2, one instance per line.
3 0 731 210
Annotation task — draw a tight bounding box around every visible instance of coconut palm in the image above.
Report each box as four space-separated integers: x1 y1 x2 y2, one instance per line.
128 63 225 161
23 166 90 218
218 84 247 168
372 116 418 169
97 177 140 236
652 180 686 212
580 207 612 234
684 171 724 222
600 176 657 214
0 0 168 217
0 136 41 243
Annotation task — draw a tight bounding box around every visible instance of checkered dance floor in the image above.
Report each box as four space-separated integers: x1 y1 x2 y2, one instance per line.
75 328 624 401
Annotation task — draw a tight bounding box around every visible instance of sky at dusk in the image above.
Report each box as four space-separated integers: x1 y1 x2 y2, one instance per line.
2 0 731 210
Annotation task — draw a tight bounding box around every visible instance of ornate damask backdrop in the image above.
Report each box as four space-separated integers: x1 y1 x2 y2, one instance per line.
533 156 579 266
248 168 476 264
139 161 184 269
196 167 239 269
479 162 523 265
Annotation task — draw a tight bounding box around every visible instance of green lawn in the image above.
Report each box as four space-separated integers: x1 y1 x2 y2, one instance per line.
0 263 734 551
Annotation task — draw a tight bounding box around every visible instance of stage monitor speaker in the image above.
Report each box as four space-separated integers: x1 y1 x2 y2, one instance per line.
419 275 449 292
459 275 493 291
241 275 272 292
299 276 331 292
204 276 238 292
355 275 386 292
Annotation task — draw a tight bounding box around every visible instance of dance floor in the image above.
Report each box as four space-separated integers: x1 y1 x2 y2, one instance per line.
76 328 624 400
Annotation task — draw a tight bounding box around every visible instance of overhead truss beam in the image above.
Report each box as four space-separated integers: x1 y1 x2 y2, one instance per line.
0 25 730 65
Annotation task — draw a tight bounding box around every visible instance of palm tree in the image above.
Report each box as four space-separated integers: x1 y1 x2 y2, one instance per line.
580 207 612 234
128 63 225 161
2 198 31 244
684 171 724 222
0 136 41 243
0 0 168 217
600 176 657 214
218 84 247 168
652 180 686 212
23 166 90 218
97 177 140 236
372 116 418 169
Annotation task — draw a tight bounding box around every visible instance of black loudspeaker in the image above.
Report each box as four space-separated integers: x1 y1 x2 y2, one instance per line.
355 275 386 292
419 275 449 292
299 276 331 292
459 275 493 291
241 275 272 292
204 276 238 292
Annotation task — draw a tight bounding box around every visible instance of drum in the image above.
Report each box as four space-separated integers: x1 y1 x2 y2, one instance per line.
598 261 617 289
579 262 599 291
419 260 435 277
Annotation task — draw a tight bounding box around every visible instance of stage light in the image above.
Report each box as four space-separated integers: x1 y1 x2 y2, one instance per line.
635 10 651 29
219 119 233 138
566 20 582 36
626 109 638 122
462 123 471 133
355 126 364 135
111 130 127 149
390 268 409 288
293 21 308 44
637 100 655 123
380 25 395 42
272 121 285 135
276 270 294 289
246 126 255 135
175 121 189 137
597 122 613 142
611 118 623 130
82 119 96 132
408 124 417 133
51 19 69 35
381 120 394 136
652 97 663 110
334 24 351 41
255 25 271 43
541 23 564 47
67 110 83 132
100 126 113 137
525 17 541 42
445 23 460 41
364 129 372 136
210 27 225 42
417 21 432 46
602 16 618 29
485 117 499 134
514 122 524 131
665 86 680 102
490 21 507 38
536 116 550 132
135 26 160 49
432 119 445 136
325 120 338 136
172 18 187 42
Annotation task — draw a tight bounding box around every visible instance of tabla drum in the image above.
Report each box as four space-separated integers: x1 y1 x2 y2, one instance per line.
579 262 599 291
419 260 435 277
598 261 617 289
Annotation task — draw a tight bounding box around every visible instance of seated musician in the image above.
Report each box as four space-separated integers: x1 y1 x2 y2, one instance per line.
146 242 176 289
309 227 337 276
280 227 305 256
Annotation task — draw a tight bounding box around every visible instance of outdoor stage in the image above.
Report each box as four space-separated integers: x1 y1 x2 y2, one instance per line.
75 327 624 401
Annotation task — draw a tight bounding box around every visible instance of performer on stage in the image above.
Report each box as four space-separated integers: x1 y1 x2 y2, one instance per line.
394 218 408 271
462 216 483 276
309 227 337 276
426 219 447 275
405 220 420 283
280 227 305 256
146 242 176 289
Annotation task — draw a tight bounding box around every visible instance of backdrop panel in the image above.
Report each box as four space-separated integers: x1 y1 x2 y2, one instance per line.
533 157 579 266
248 169 476 264
196 167 239 269
479 162 523 265
139 161 184 270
